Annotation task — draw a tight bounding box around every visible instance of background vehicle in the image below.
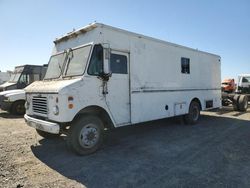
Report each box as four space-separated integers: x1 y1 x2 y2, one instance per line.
237 74 250 97
221 78 236 93
222 74 249 110
24 23 221 155
0 64 47 92
0 65 47 115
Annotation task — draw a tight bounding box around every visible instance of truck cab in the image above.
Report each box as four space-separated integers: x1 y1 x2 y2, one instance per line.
221 79 236 93
237 74 250 95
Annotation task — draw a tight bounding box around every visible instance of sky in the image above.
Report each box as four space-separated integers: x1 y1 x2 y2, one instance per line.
0 0 249 80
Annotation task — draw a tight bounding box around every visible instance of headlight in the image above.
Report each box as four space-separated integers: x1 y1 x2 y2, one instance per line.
52 105 59 115
25 101 30 110
3 96 9 102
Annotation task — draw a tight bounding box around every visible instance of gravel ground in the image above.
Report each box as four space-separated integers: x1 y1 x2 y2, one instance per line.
0 106 250 188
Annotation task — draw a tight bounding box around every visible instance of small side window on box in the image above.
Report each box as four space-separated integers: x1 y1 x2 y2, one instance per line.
181 57 190 74
110 54 128 74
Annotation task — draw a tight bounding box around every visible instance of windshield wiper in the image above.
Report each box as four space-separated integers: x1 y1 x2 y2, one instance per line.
64 48 73 75
57 61 63 77
56 50 69 78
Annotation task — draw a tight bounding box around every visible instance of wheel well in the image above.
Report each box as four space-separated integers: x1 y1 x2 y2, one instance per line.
13 99 25 103
191 98 202 110
10 100 25 114
74 106 114 129
11 100 25 108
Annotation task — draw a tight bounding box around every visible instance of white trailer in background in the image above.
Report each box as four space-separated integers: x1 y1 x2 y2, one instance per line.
0 72 11 84
24 23 221 155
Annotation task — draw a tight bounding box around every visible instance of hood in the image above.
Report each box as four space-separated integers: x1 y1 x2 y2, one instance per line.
3 89 25 98
0 89 24 96
25 78 81 93
0 82 17 91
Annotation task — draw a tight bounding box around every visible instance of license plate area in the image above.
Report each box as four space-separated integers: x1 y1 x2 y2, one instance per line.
29 121 45 131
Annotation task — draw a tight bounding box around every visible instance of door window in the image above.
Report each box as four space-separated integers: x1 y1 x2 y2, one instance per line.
19 74 29 84
110 54 127 74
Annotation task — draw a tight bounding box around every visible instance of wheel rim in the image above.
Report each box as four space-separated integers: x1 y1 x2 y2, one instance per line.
191 105 199 121
79 123 99 148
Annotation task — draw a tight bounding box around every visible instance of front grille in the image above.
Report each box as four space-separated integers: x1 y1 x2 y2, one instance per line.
32 96 47 115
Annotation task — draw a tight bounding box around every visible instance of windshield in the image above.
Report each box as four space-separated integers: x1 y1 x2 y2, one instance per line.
44 52 66 79
65 45 92 77
9 73 21 83
44 45 92 79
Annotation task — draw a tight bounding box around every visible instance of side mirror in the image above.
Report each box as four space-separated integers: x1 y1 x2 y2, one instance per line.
100 47 112 81
99 71 112 81
103 48 111 74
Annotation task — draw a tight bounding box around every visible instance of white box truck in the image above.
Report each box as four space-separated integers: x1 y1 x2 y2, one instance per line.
24 23 221 155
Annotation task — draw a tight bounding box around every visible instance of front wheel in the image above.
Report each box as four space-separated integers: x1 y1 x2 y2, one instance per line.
11 100 25 115
183 101 200 125
67 115 104 155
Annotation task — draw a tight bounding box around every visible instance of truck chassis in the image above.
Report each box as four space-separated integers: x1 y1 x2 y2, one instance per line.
222 92 249 111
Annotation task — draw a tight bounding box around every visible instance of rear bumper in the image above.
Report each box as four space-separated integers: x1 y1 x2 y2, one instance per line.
24 114 60 134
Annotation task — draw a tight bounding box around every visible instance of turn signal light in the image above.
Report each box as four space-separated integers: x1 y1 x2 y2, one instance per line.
68 104 74 109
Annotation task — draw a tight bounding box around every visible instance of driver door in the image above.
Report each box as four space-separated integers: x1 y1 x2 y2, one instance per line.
105 50 131 126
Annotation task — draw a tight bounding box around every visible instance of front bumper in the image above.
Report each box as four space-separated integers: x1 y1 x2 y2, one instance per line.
24 114 60 134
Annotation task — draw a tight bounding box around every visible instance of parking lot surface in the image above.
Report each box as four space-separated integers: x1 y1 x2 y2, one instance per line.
0 106 250 188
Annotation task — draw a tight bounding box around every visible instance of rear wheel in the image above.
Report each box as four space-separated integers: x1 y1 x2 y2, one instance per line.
238 95 248 112
67 115 104 155
184 101 200 125
233 94 240 111
11 100 25 115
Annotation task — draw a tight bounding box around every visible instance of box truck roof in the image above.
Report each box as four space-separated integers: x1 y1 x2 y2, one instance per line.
54 22 220 58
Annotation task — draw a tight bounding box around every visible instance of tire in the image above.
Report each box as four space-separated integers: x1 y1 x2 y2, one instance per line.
11 100 25 115
233 94 240 111
67 115 104 155
36 129 61 139
238 95 248 112
184 101 200 125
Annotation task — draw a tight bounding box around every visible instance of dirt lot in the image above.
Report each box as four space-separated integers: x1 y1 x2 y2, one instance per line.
0 106 250 188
